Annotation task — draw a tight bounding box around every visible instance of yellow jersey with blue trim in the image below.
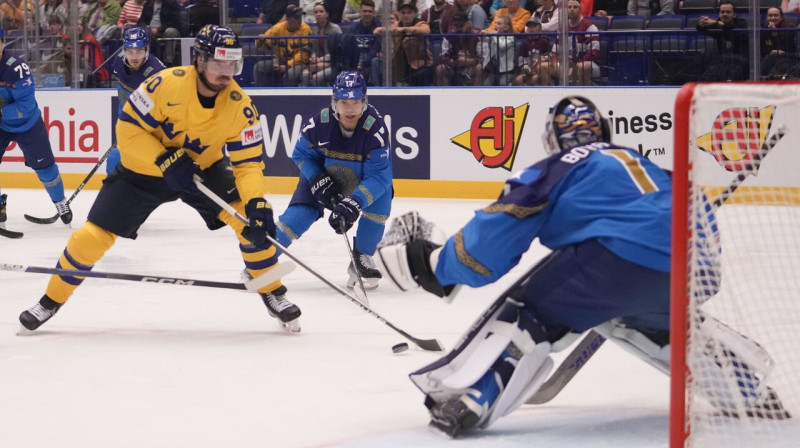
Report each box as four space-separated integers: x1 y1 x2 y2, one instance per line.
116 65 267 201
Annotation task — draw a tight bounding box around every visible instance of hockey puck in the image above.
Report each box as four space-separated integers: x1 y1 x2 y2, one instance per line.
392 342 409 354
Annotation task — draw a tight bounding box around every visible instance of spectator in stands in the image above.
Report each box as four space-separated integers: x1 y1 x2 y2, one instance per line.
258 0 296 25
454 0 489 30
40 15 68 75
373 0 432 85
782 0 800 13
628 0 672 18
302 1 343 85
254 4 313 86
489 0 531 15
761 7 798 79
84 0 122 44
513 17 552 85
594 0 627 16
342 0 381 84
540 0 599 85
324 0 346 22
39 0 68 32
79 17 110 87
118 0 147 29
1 0 35 30
342 0 382 22
422 0 457 37
436 11 482 85
481 15 516 85
531 0 559 33
301 0 318 25
695 1 748 81
137 0 182 66
484 0 531 34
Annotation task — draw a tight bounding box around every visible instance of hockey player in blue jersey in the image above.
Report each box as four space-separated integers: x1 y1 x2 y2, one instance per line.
0 29 72 232
378 96 790 437
276 70 393 289
105 26 166 174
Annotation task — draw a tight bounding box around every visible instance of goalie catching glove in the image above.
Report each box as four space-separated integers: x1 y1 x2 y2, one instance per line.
329 195 361 234
310 172 342 210
378 239 459 301
243 198 276 249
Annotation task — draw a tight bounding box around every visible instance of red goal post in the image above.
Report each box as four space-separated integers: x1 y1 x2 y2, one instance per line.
670 82 800 448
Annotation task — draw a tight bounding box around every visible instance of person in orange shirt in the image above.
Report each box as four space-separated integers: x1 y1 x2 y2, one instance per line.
482 0 530 34
1 0 36 30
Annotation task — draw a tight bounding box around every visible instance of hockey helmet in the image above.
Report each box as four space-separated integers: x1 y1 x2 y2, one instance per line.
543 96 610 155
193 25 243 76
331 70 368 119
123 26 150 49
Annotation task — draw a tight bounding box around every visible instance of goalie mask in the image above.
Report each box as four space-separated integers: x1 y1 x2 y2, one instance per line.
543 96 610 155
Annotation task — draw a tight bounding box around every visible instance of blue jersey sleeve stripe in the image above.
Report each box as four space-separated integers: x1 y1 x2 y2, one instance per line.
118 111 148 129
128 102 161 129
231 156 264 166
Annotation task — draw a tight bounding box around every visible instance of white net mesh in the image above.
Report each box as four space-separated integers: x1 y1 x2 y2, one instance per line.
682 84 800 447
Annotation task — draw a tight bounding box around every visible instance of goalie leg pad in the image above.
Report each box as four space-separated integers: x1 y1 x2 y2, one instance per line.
594 319 671 375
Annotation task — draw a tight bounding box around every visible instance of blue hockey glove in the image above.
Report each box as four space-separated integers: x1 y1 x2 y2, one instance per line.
155 147 197 193
329 195 361 234
243 198 276 249
310 172 343 210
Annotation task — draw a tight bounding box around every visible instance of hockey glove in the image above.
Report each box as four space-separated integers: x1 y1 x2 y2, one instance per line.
155 147 197 193
310 172 342 210
242 198 276 249
378 239 458 301
329 195 361 234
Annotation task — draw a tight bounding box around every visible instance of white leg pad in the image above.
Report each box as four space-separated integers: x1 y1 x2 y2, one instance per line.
594 320 670 375
485 343 554 428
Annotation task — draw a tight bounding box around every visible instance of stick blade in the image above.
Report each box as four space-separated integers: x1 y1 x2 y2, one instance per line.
244 261 297 291
23 214 60 225
0 227 24 239
413 337 445 352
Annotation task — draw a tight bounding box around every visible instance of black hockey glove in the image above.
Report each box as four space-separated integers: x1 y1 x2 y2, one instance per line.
329 195 361 234
310 172 342 210
242 198 276 249
155 147 197 193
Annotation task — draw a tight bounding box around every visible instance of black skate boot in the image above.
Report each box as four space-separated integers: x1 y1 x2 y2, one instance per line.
54 198 72 224
260 285 302 333
0 194 7 225
429 395 482 438
19 295 62 331
347 239 382 290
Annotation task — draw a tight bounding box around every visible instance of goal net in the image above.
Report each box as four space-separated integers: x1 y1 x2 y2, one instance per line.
670 82 800 448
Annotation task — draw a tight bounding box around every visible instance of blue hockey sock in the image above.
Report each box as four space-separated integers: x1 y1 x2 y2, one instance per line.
276 205 319 247
34 165 65 202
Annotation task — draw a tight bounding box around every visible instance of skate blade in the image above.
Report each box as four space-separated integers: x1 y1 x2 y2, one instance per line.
279 319 301 333
16 325 36 336
346 276 379 291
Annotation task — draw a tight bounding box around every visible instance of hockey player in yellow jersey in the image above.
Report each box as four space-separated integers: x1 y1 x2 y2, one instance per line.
19 25 302 332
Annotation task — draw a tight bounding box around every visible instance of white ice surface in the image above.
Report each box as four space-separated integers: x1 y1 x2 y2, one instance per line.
0 189 670 448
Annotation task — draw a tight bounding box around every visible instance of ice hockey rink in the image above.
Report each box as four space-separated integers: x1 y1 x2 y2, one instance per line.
2 188 683 448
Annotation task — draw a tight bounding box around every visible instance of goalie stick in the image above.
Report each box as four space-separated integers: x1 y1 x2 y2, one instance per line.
193 176 444 352
24 146 114 224
0 260 295 292
525 125 789 406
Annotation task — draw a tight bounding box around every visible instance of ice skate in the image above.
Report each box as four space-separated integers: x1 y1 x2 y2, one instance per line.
429 395 483 438
54 198 72 225
19 296 62 331
0 193 7 225
347 243 381 290
260 285 302 333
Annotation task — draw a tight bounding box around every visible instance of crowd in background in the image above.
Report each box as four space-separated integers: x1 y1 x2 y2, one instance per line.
5 0 800 88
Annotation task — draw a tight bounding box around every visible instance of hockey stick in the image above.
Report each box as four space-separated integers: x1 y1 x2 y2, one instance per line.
526 125 789 406
342 221 370 306
193 176 444 352
0 225 24 239
0 260 295 292
24 146 114 224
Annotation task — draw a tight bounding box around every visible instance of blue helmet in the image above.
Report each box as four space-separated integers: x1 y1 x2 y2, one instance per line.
543 96 610 155
331 71 368 119
123 26 149 49
193 25 243 75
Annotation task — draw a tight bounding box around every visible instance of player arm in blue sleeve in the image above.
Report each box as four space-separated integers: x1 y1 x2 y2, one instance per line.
434 204 546 288
349 144 392 208
292 127 327 181
2 76 39 120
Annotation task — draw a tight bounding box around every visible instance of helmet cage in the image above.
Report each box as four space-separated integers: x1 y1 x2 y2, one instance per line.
542 96 610 155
